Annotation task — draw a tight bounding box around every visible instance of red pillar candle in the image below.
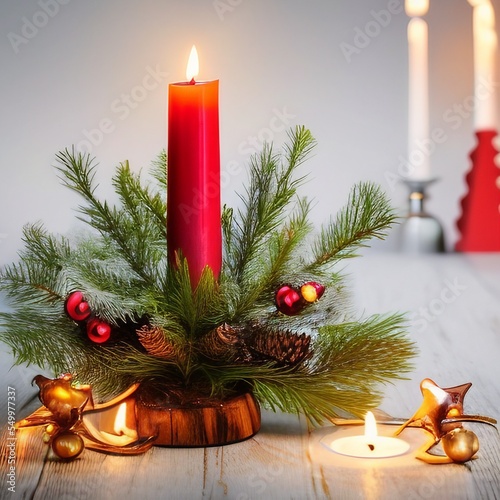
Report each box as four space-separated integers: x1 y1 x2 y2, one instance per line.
167 46 221 285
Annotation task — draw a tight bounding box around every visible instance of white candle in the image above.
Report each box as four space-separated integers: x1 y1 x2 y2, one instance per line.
406 0 430 179
469 1 498 130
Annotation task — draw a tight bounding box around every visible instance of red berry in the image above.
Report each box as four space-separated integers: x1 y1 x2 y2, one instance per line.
275 285 305 315
86 318 112 343
275 285 293 303
300 282 325 303
65 291 91 322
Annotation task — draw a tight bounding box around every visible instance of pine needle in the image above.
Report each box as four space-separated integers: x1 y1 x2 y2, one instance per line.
226 126 315 281
306 182 398 272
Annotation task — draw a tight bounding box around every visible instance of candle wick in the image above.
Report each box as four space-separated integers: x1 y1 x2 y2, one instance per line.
189 78 196 85
368 443 375 451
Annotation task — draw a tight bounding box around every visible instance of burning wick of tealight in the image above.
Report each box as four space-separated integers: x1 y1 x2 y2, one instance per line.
328 411 410 459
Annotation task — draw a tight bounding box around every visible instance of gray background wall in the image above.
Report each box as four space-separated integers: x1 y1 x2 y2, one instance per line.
0 0 499 264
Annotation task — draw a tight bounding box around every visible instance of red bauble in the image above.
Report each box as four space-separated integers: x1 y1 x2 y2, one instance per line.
275 285 304 316
65 291 91 322
86 318 112 343
300 282 325 303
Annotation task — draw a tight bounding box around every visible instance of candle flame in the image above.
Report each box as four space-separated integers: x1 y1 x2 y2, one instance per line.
364 411 378 440
405 0 429 17
186 45 199 83
113 402 128 435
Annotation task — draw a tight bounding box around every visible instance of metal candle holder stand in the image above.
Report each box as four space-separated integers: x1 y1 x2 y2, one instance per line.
398 178 445 253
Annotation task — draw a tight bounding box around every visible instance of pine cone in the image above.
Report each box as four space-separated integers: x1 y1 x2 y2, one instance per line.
137 325 176 360
249 328 311 366
199 323 249 362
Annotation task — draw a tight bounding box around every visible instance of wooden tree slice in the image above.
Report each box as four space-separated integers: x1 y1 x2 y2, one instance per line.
135 386 261 447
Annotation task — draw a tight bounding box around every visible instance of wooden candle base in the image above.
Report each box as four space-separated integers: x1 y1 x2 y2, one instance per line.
135 384 261 447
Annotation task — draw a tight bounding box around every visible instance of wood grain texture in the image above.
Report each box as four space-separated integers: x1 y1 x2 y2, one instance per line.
135 389 261 447
0 254 499 499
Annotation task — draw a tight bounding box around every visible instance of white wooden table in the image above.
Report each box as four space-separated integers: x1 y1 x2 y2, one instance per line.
1 254 499 499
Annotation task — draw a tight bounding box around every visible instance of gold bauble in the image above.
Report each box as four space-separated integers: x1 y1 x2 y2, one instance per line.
52 431 85 460
441 428 479 463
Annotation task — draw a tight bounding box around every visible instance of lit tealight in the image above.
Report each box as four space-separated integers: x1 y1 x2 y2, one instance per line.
82 400 138 446
329 411 410 459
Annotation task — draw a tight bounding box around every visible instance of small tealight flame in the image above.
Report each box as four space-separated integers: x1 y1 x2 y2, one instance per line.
365 411 377 450
364 411 378 439
113 402 128 435
186 45 199 83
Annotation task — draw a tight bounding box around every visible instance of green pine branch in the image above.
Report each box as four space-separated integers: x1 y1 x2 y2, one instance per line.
60 251 149 325
112 160 167 240
255 196 312 290
223 126 316 320
221 204 234 262
0 307 86 375
0 129 417 420
55 148 166 287
76 345 181 399
306 182 397 273
228 197 313 320
314 314 416 387
1 223 70 306
200 313 415 425
225 126 315 282
149 149 167 191
165 258 228 338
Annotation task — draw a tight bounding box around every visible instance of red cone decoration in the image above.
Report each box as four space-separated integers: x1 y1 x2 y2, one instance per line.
456 130 500 251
